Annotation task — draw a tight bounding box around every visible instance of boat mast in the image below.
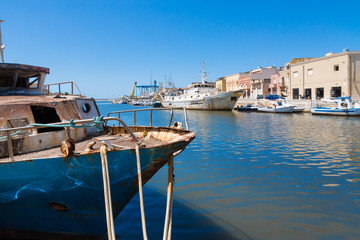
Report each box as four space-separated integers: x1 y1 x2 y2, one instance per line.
200 61 208 84
0 20 4 63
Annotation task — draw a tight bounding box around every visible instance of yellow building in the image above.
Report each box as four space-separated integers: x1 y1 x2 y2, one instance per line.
289 50 360 100
215 77 227 92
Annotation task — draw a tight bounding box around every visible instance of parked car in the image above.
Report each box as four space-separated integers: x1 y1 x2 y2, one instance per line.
265 94 284 100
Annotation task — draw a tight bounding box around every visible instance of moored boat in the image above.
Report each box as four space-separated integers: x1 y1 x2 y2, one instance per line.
311 96 360 116
0 22 195 239
257 99 295 113
152 100 162 107
258 94 303 113
0 64 195 239
235 104 258 111
161 63 242 110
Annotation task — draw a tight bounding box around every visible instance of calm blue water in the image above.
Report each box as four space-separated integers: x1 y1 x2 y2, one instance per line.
98 102 360 240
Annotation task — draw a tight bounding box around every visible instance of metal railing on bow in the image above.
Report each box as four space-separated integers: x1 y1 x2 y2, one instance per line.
106 107 189 130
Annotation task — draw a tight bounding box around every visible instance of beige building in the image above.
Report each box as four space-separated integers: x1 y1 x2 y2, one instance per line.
219 67 278 99
226 72 251 96
278 67 290 97
269 67 291 97
250 66 278 99
216 77 226 92
289 51 360 100
225 73 242 92
218 72 251 98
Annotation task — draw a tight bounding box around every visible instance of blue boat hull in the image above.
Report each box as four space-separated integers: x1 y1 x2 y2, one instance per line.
0 142 188 239
311 107 360 116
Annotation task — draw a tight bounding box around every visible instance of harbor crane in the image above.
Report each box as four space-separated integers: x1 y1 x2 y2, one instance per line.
130 81 137 98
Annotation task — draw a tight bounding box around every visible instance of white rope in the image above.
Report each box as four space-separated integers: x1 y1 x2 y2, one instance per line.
100 143 116 240
136 145 148 240
163 155 174 240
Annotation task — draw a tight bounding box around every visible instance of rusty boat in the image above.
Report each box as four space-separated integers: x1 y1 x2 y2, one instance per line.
161 63 242 110
0 61 195 239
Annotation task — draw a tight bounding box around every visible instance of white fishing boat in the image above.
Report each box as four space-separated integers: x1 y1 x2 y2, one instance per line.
311 97 360 116
257 99 295 113
258 95 303 113
161 63 242 110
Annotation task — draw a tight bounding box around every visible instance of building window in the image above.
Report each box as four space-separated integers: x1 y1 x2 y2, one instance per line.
331 87 341 97
293 71 299 77
307 69 313 75
293 88 299 99
305 88 311 99
334 65 339 71
316 88 324 99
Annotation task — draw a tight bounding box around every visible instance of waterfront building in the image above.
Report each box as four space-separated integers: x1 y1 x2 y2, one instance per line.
225 73 242 92
219 67 277 99
270 74 278 94
289 50 360 100
278 67 290 97
215 77 227 92
269 67 291 97
219 72 251 98
238 72 251 98
250 66 278 99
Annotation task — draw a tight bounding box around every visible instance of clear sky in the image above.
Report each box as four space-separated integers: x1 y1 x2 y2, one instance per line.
1 0 360 98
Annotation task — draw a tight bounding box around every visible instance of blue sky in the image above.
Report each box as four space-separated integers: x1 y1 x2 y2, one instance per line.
1 0 360 98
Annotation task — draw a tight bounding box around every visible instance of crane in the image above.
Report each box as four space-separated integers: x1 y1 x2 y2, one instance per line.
130 81 137 98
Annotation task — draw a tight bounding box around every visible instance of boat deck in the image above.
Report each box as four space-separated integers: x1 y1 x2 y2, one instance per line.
0 131 165 163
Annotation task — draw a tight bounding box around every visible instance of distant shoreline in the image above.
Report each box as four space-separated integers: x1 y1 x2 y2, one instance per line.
95 99 114 101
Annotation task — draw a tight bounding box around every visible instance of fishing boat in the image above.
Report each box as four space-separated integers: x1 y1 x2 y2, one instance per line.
152 100 162 107
0 23 195 239
311 96 360 116
257 99 295 113
161 63 242 110
0 65 195 240
258 95 304 113
235 104 258 111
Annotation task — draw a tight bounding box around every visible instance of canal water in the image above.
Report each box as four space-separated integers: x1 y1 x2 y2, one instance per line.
98 102 360 240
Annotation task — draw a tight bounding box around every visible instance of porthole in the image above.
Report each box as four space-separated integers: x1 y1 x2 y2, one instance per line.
82 103 91 113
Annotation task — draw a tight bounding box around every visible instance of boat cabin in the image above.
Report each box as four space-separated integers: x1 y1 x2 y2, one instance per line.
184 82 217 95
0 63 100 158
0 63 49 96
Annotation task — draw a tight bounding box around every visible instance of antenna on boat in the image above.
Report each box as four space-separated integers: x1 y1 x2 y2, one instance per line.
0 20 5 63
200 61 208 84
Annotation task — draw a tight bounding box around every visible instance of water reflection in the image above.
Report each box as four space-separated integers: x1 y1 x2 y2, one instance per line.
115 188 250 240
178 110 360 239
98 103 360 240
